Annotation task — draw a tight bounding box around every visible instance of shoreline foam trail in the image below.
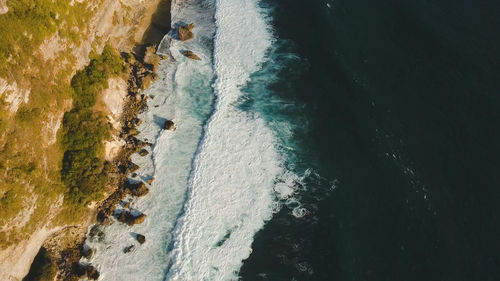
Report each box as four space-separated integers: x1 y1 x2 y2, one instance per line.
83 0 217 279
165 0 298 279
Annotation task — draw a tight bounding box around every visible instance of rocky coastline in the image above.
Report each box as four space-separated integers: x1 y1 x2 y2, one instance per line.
29 20 201 280
23 46 159 281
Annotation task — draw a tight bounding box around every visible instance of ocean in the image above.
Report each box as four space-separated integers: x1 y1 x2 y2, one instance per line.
84 0 500 280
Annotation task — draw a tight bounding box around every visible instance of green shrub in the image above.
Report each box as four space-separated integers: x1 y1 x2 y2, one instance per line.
71 45 124 108
60 45 123 207
60 109 111 204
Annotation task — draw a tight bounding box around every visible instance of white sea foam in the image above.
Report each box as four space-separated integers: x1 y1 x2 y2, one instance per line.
85 0 300 279
165 0 296 279
83 0 216 279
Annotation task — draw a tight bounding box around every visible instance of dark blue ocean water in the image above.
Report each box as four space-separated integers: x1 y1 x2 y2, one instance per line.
239 0 500 280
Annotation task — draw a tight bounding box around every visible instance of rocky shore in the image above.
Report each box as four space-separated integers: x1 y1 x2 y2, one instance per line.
33 21 200 280
52 46 170 281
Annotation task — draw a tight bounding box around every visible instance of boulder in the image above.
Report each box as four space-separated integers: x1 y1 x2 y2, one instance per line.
129 213 146 225
136 234 146 244
183 50 201 61
115 211 147 226
139 149 149 156
177 23 194 41
125 181 149 197
86 265 100 280
146 177 154 185
128 162 140 173
163 120 175 131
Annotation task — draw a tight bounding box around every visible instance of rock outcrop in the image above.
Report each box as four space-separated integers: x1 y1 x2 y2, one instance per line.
163 120 176 131
177 23 194 41
183 50 201 61
72 263 100 280
86 265 100 280
136 234 146 244
143 45 160 72
115 211 147 226
125 181 149 197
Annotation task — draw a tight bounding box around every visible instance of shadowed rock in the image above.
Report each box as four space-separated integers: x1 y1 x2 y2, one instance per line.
136 234 146 244
183 50 201 61
123 245 135 253
163 120 175 131
80 245 94 259
125 181 149 197
115 211 147 226
143 45 160 72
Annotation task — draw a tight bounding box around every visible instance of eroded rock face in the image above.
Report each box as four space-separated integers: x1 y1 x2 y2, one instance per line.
143 45 160 72
183 50 201 61
177 23 194 41
0 78 30 113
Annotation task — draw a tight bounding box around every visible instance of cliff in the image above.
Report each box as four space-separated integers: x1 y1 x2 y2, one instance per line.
0 0 170 280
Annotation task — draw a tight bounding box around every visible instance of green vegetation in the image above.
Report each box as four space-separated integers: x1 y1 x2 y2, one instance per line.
0 0 100 76
0 0 124 246
71 46 125 108
60 45 124 211
0 0 134 252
